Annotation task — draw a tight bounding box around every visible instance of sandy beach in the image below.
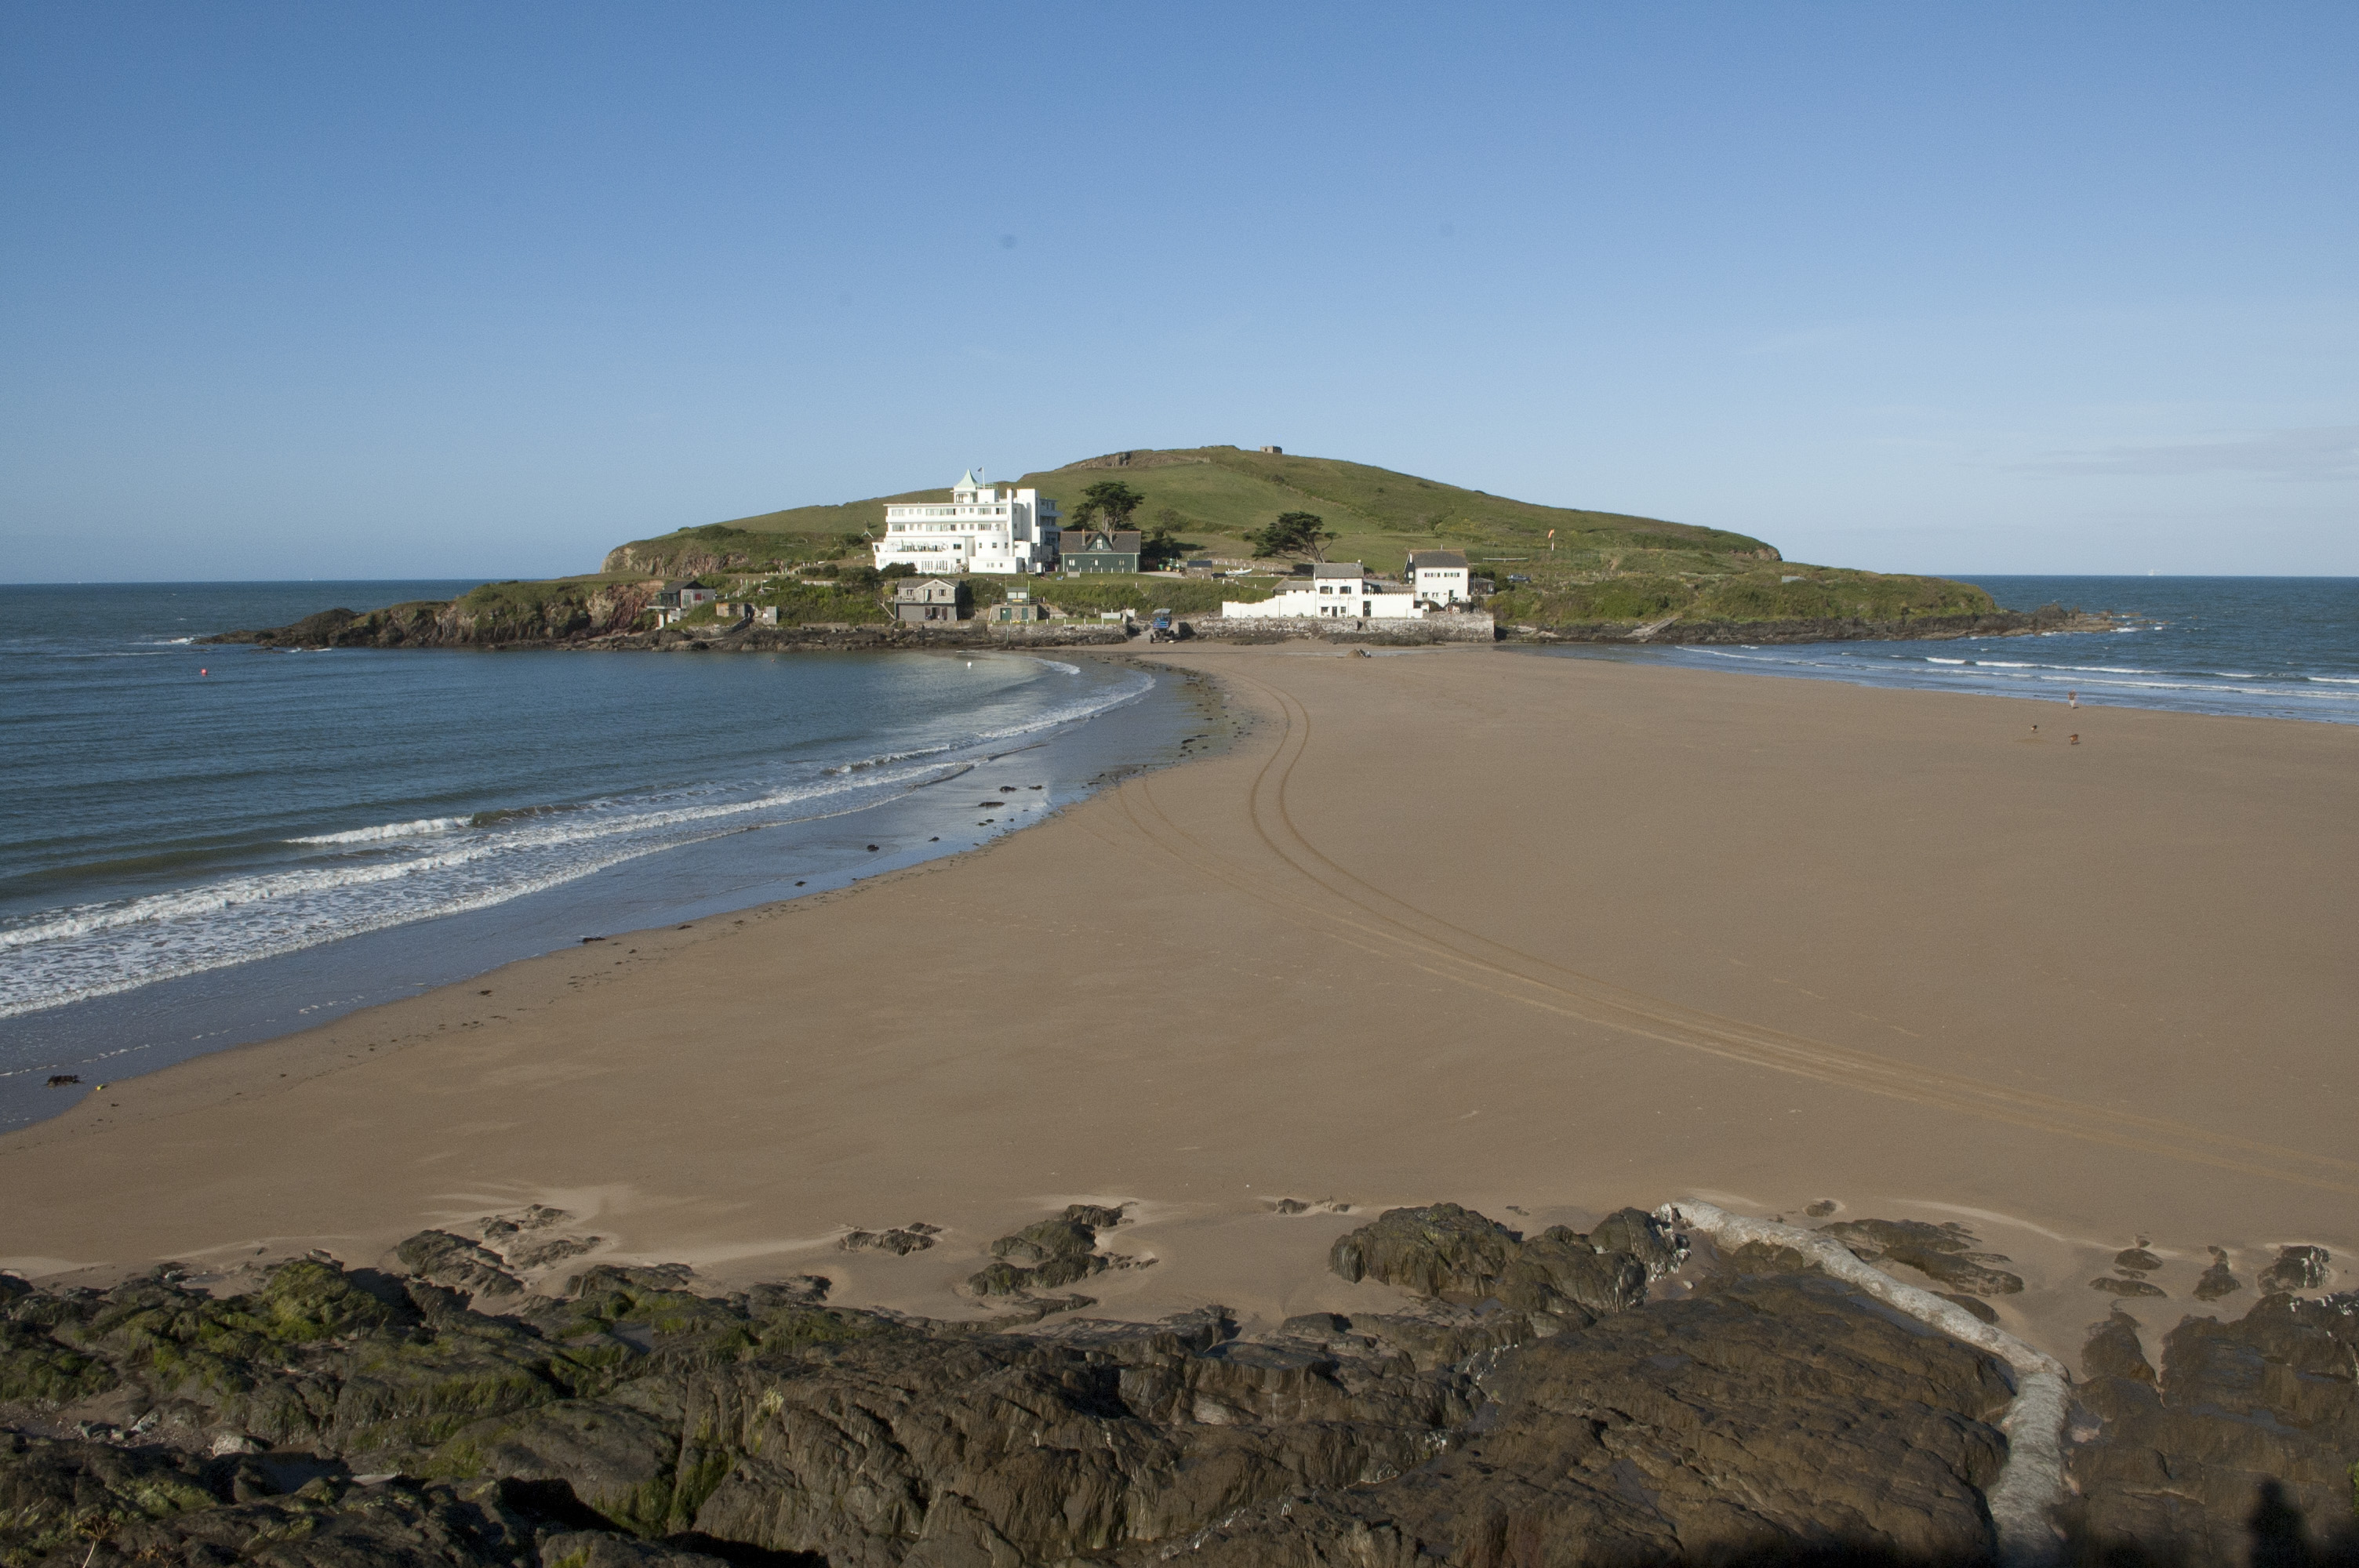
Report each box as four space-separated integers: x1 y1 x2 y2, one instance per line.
5 644 2354 1367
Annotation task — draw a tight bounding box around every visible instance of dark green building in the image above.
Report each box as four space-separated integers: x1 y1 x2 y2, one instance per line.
1060 528 1141 574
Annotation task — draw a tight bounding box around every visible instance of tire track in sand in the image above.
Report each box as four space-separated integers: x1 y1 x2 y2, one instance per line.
1093 662 2359 1196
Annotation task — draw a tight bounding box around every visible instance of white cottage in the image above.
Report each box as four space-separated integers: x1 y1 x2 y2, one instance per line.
873 471 1060 576
1220 563 1423 621
1405 550 1471 606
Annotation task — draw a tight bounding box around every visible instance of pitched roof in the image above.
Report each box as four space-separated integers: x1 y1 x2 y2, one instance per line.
1408 550 1468 570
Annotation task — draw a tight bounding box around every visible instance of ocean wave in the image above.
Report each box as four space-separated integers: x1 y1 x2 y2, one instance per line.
0 833 693 1021
0 759 961 960
467 803 587 826
966 668 1151 743
289 816 471 845
0 753 988 1018
0 659 1160 1019
823 666 1148 773
825 744 955 775
1670 644 2359 710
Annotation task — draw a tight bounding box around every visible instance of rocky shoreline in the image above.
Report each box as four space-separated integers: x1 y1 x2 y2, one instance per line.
203 603 2111 655
5 1200 2350 1568
202 608 1140 655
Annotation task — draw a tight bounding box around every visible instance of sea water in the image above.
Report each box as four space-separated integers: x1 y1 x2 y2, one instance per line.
0 583 1198 1128
1532 576 2359 724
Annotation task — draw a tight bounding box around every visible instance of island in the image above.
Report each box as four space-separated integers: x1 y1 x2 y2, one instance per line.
208 446 2099 650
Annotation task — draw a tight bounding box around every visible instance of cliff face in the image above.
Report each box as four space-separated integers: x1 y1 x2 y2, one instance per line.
209 582 662 648
600 521 863 579
601 543 738 578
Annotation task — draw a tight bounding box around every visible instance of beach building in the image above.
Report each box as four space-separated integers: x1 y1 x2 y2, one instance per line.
647 583 721 628
1060 527 1142 574
989 589 1046 625
892 578 965 624
1406 550 1472 606
1220 563 1422 622
873 471 1060 576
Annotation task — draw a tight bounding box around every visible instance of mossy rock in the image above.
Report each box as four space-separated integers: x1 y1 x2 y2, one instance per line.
1329 1203 1522 1300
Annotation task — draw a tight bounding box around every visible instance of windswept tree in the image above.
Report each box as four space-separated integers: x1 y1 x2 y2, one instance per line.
1140 506 1198 569
1067 480 1146 533
1247 510 1339 562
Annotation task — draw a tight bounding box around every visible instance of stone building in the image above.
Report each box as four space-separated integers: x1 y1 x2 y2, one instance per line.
989 589 1047 624
892 578 965 624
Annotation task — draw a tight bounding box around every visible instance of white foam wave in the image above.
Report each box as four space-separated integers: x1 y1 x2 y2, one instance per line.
289 816 470 845
1669 644 2359 711
0 665 1159 1019
1 760 955 960
967 668 1151 743
824 666 1148 772
0 834 690 1020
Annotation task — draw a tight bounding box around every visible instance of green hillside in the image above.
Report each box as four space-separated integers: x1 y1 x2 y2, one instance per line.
598 445 1998 628
602 447 1762 574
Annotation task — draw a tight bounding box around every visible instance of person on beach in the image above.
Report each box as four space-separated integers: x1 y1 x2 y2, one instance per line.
2069 689 2078 708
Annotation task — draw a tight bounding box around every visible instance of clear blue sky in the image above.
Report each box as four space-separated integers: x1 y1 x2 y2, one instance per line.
3 2 2352 581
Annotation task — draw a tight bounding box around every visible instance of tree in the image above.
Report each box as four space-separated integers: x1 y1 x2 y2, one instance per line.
1067 481 1145 532
1140 506 1198 569
1247 511 1339 562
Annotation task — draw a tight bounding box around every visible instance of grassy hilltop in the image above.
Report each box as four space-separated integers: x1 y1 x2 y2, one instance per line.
601 445 2000 630
234 447 2005 646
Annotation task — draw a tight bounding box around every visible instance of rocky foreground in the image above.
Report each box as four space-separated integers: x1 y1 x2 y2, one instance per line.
3 1203 2353 1568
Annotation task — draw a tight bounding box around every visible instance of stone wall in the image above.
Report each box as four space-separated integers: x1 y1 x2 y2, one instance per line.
1180 611 1496 645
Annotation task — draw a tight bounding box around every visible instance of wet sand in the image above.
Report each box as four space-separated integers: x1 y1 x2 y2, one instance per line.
4 644 2354 1367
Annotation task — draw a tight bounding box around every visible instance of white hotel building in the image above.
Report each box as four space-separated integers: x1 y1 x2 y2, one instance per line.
871 471 1060 575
